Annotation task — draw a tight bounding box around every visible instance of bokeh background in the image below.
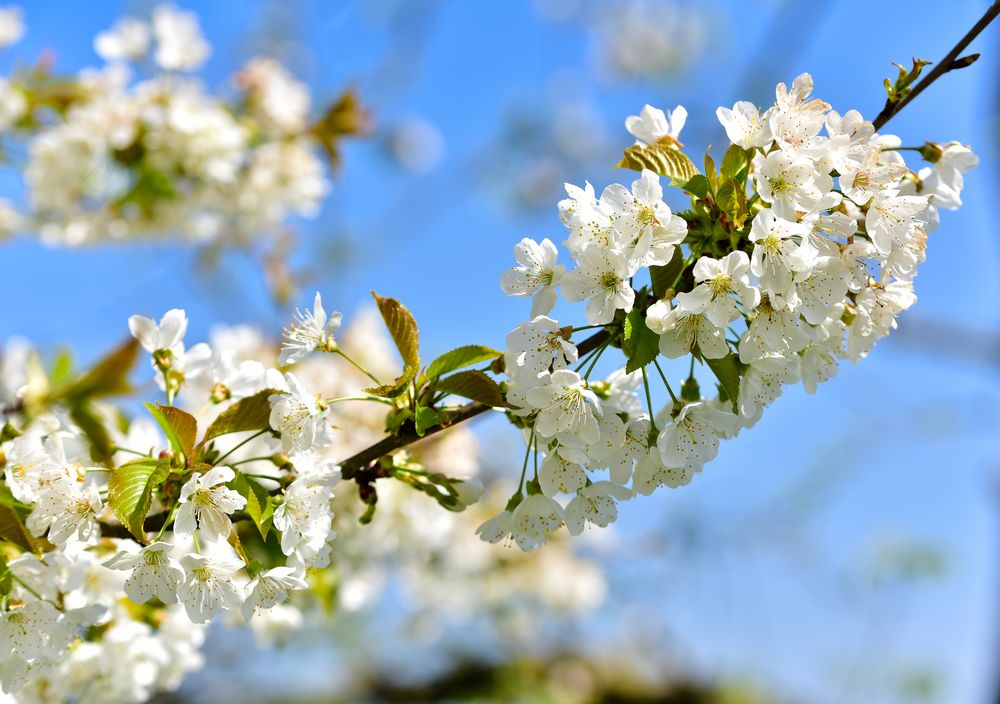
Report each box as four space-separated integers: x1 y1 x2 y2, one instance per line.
4 1 1000 702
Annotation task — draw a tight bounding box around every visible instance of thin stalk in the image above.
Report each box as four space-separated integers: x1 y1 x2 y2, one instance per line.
641 366 658 432
215 428 268 465
334 348 383 386
517 430 535 493
652 358 680 406
872 2 1000 130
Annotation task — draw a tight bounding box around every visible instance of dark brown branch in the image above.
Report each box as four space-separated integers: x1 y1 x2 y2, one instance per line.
338 327 613 481
872 1 1000 130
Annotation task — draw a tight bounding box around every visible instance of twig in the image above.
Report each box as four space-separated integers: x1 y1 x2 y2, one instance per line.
872 1 1000 130
338 328 612 481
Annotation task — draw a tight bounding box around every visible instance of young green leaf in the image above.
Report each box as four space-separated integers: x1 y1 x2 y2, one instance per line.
0 483 29 511
682 174 711 199
436 370 507 408
0 553 11 595
144 403 197 458
200 389 281 447
414 406 442 437
230 471 274 540
227 528 251 565
649 248 685 298
49 349 74 387
0 505 39 553
617 142 699 183
720 144 751 182
622 308 660 374
365 292 420 398
69 401 117 467
63 338 139 400
716 179 748 226
426 345 501 379
703 150 718 192
704 353 742 414
107 457 170 543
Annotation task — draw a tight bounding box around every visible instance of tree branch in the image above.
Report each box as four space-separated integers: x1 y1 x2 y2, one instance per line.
338 327 613 481
872 1 1000 130
101 5 1000 536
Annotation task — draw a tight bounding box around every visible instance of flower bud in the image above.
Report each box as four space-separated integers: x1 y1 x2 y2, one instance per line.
210 382 231 403
919 141 943 163
453 477 484 508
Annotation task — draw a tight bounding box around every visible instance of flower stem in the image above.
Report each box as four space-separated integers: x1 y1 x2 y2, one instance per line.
652 358 679 406
215 428 269 465
517 430 535 494
334 349 382 386
641 366 658 432
582 341 609 380
325 395 394 406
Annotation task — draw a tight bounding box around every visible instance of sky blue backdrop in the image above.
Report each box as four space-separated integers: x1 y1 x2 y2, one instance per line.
3 1 1000 702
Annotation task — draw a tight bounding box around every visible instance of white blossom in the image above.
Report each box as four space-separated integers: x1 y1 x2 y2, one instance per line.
104 542 184 604
565 481 631 535
279 292 343 364
271 477 334 556
625 103 686 145
241 566 308 620
500 237 565 317
174 466 247 541
657 402 738 470
716 101 772 148
268 372 333 453
95 17 151 61
561 247 635 325
152 4 211 71
129 308 188 354
525 369 602 443
177 553 243 624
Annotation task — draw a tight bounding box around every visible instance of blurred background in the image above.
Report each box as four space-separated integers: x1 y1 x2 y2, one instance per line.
3 1 1000 702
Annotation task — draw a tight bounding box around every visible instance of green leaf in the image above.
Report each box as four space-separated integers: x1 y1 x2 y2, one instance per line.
716 179 748 226
0 483 30 511
227 528 250 565
0 506 38 553
144 403 197 458
200 389 281 448
0 553 11 595
680 376 701 402
649 248 685 298
436 370 507 407
720 144 751 182
622 308 660 374
426 345 501 379
703 150 718 192
69 402 116 467
885 58 931 102
49 349 74 386
682 174 710 199
414 406 442 437
230 471 274 540
617 143 699 183
107 457 170 543
310 88 368 167
364 292 421 398
705 353 742 414
63 338 139 400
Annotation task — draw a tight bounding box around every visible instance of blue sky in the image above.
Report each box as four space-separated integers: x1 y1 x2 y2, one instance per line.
3 1 1000 702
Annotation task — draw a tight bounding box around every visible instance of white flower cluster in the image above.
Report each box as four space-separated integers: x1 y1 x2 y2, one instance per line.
490 73 976 549
0 4 338 246
0 311 342 700
0 293 608 700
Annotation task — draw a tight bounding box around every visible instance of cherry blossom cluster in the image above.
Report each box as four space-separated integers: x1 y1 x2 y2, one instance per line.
0 298 512 701
0 4 361 247
489 73 976 549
